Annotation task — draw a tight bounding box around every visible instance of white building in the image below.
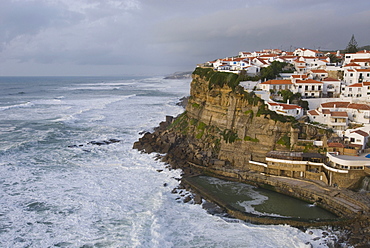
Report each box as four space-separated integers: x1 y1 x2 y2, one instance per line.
267 102 303 119
293 79 323 98
322 77 341 98
293 48 323 57
344 129 369 150
258 79 293 92
343 50 370 65
307 109 349 132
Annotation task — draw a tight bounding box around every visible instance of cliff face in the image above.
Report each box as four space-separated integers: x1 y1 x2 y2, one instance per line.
133 68 370 246
134 68 296 171
185 71 294 168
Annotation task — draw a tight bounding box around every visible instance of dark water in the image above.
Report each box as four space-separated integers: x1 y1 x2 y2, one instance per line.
0 76 336 247
189 176 337 220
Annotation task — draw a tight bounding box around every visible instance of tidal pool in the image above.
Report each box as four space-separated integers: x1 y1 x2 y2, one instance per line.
187 176 337 220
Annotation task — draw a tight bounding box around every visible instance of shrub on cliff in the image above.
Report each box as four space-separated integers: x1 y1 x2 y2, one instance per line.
193 67 239 91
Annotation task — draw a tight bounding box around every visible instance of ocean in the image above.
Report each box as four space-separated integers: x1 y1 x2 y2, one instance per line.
0 76 336 247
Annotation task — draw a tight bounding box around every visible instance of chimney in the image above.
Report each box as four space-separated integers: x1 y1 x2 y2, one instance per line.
287 99 290 104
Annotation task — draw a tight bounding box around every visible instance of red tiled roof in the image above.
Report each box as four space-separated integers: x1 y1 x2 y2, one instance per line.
292 75 308 79
322 77 339 82
321 102 350 108
280 104 302 109
348 83 363 87
328 143 345 148
331 111 348 117
322 109 331 114
260 80 293 85
310 70 327 74
344 62 361 67
351 130 369 137
347 103 370 110
351 59 370 63
296 79 323 84
308 110 319 115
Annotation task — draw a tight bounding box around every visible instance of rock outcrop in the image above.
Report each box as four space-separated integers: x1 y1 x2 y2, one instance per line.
133 68 370 247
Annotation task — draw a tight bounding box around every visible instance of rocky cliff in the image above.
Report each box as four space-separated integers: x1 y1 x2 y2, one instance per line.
133 68 370 246
134 68 298 169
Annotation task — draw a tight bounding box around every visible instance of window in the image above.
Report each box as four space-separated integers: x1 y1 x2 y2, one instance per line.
305 86 308 90
350 73 353 77
311 93 314 96
349 88 352 91
318 86 321 90
312 86 315 90
299 85 302 88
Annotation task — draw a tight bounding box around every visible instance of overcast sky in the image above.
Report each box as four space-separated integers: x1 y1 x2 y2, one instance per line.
1 0 370 76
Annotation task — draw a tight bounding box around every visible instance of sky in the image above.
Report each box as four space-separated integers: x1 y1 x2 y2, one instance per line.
1 0 370 76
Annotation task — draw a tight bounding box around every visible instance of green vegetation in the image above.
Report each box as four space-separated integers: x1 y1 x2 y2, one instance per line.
192 67 297 128
197 121 207 131
276 90 308 110
220 129 239 143
260 61 293 80
169 112 189 134
327 53 342 64
193 67 239 91
191 102 201 108
256 104 296 123
244 135 259 142
237 69 260 81
345 34 358 53
277 134 290 148
234 86 263 106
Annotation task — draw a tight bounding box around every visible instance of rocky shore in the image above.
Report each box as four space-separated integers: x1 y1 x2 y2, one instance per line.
134 68 370 247
133 116 370 247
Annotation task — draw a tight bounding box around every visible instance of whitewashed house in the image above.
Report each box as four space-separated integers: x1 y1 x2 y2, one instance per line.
294 60 307 74
343 68 370 85
308 69 328 80
267 102 303 119
307 109 349 132
344 129 369 150
293 48 323 57
346 103 370 124
322 77 341 98
343 50 370 65
293 79 323 98
259 79 293 92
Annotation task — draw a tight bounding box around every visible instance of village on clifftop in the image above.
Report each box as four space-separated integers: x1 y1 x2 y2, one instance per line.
198 46 370 189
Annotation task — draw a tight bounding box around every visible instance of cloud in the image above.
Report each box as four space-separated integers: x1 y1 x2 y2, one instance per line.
0 0 370 76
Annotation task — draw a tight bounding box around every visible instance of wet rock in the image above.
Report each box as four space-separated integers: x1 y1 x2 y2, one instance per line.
202 201 224 215
194 194 202 204
183 196 192 203
69 139 121 148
